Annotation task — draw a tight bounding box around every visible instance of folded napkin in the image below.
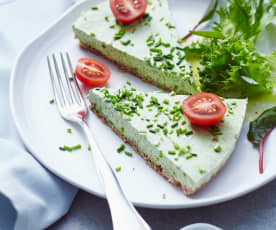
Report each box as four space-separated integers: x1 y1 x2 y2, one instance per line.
0 139 77 230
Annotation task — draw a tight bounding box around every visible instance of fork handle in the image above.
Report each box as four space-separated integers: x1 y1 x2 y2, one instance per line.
80 121 151 230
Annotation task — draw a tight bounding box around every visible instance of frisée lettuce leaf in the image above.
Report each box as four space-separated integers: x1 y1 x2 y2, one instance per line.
184 0 276 97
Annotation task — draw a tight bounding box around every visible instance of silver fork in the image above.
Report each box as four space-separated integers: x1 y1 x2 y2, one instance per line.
47 52 151 230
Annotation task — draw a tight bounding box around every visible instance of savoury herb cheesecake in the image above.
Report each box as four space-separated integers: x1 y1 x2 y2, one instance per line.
73 0 197 94
88 87 247 195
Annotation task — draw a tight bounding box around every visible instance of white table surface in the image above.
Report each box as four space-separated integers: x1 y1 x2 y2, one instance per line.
1 1 276 229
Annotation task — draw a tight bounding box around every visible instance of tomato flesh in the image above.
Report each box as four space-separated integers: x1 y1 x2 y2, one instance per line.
75 58 111 87
110 0 147 24
182 92 226 126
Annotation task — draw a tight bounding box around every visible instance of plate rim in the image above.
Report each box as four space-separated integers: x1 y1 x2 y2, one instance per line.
9 0 276 209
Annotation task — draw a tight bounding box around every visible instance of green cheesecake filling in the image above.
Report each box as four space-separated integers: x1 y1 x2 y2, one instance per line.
88 87 247 194
73 0 197 94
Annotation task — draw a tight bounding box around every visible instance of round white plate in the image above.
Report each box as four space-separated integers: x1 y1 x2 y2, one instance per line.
10 0 276 209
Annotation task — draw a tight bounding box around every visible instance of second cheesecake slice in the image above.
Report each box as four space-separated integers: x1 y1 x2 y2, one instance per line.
88 87 247 195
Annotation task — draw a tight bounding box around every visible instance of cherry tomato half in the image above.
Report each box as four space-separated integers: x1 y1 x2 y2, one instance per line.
182 92 226 126
110 0 147 24
75 58 111 87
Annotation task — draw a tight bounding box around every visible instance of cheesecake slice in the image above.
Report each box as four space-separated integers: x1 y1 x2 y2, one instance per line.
73 0 197 94
88 87 247 195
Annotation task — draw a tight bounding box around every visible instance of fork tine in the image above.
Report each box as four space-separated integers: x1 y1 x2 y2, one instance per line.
60 52 77 104
66 52 86 107
47 56 64 111
52 54 69 106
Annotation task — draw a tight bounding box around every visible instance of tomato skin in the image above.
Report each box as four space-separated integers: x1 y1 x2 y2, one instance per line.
110 0 147 24
75 58 111 87
182 92 226 126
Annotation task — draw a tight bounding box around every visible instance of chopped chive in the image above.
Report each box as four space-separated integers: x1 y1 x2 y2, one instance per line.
163 99 169 105
168 151 176 155
125 151 133 157
153 56 163 61
150 48 162 54
88 145 91 151
162 193 166 199
115 167 121 172
199 168 205 174
178 149 188 156
146 34 154 42
117 144 125 153
90 33 95 37
173 142 180 150
59 144 81 152
214 144 222 152
67 128 72 134
104 16 109 21
121 40 131 46
114 28 125 40
49 99 55 104
165 22 176 29
186 153 197 159
157 124 164 129
91 7 98 10
185 130 193 136
69 77 74 81
72 144 82 150
162 42 171 48
171 123 178 128
126 81 131 86
109 24 115 29
146 124 153 128
159 151 163 158
163 128 168 135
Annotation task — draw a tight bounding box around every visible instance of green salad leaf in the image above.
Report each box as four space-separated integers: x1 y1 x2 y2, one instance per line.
190 30 225 39
184 0 276 97
247 106 276 173
182 0 219 41
248 106 276 146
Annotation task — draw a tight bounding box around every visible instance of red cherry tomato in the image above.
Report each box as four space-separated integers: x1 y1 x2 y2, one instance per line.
182 92 226 126
75 58 111 87
110 0 147 24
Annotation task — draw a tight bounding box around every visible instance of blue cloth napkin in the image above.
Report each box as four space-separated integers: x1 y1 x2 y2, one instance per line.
0 139 77 230
0 1 78 229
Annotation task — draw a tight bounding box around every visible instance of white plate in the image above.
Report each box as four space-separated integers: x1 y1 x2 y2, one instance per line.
10 0 276 209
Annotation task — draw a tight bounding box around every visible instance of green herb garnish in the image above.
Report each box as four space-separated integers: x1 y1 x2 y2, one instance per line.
59 144 81 152
117 144 125 153
114 29 125 40
121 40 131 46
248 106 276 174
214 144 222 152
125 151 133 157
115 167 121 172
184 0 276 97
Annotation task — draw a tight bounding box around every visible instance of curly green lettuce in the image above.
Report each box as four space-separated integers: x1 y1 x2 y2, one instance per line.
184 0 276 97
